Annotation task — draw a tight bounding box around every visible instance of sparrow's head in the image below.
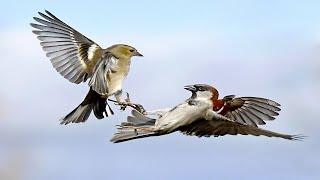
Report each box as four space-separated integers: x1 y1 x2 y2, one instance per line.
184 84 219 100
108 44 143 59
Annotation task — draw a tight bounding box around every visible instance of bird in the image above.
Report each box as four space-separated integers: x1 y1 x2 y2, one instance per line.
31 10 144 125
110 84 303 143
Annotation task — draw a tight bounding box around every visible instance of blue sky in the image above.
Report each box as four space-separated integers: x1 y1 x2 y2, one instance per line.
0 0 319 180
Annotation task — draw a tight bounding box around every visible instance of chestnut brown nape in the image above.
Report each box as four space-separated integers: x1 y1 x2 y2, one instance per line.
210 86 219 100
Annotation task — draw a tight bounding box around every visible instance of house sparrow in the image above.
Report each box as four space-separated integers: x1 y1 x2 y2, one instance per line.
111 84 303 143
31 10 143 124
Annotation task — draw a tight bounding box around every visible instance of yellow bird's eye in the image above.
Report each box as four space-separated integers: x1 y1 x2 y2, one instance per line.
129 49 134 52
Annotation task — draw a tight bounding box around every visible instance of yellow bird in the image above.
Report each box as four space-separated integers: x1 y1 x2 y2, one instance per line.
31 10 143 125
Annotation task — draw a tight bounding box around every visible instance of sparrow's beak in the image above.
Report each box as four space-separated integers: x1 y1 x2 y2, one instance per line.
133 51 143 57
184 85 196 92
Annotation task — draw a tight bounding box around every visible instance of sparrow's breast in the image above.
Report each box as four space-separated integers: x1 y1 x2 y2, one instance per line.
155 100 211 133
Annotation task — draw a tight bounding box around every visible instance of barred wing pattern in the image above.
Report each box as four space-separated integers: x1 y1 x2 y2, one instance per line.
218 96 281 127
31 10 103 84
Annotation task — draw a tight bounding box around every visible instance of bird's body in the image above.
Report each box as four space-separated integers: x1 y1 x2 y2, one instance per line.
111 84 303 143
154 99 212 133
31 10 143 124
106 58 131 96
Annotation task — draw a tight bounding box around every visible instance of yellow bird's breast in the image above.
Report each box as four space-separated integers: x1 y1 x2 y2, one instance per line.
107 59 131 95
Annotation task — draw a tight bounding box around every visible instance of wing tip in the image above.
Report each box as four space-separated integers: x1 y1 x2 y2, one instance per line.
38 11 45 17
30 22 35 26
290 134 307 141
242 97 281 107
44 10 55 19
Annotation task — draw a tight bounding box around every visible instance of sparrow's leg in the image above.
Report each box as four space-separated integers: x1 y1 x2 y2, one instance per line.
123 91 146 114
112 90 146 113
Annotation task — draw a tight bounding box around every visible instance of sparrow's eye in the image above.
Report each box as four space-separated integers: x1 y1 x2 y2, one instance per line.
129 49 135 52
198 87 205 91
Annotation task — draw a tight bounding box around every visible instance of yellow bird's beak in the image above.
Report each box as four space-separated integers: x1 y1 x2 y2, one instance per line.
134 51 143 57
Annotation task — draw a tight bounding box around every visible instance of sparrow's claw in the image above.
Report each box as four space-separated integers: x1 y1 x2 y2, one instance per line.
133 103 146 114
126 102 146 114
115 102 130 111
108 99 146 114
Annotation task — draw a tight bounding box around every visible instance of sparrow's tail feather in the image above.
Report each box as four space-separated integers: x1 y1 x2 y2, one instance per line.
126 109 156 126
111 110 158 143
60 89 113 125
111 125 157 143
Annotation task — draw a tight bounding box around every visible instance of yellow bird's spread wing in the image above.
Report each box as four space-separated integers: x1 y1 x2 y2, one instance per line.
31 10 103 84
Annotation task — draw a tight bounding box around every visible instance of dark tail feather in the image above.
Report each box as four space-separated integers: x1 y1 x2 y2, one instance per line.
93 98 114 119
110 110 158 143
60 104 93 125
60 89 113 125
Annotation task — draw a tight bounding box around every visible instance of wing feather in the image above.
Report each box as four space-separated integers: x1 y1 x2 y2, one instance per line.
237 109 258 127
241 108 266 125
31 10 103 84
218 96 281 126
179 116 302 140
241 97 281 107
88 53 118 95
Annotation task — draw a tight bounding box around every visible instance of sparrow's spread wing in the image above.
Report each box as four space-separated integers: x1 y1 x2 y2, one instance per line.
214 96 281 127
31 10 103 84
88 52 118 95
178 117 301 140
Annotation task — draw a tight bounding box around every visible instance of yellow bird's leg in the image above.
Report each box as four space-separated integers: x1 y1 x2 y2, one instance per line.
114 90 124 104
114 90 127 110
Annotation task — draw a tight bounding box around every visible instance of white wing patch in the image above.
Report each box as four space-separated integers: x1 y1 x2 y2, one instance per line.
88 44 100 60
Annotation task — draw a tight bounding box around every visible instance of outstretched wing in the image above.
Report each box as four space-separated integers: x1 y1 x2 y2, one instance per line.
88 52 118 95
178 116 302 140
214 96 281 127
31 10 103 84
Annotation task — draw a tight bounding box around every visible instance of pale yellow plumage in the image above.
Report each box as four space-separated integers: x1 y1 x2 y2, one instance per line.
31 10 143 124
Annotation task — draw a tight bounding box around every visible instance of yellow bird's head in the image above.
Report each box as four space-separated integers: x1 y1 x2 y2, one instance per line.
108 44 143 59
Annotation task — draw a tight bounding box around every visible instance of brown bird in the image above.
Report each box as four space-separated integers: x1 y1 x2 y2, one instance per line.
31 10 144 124
111 84 303 143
